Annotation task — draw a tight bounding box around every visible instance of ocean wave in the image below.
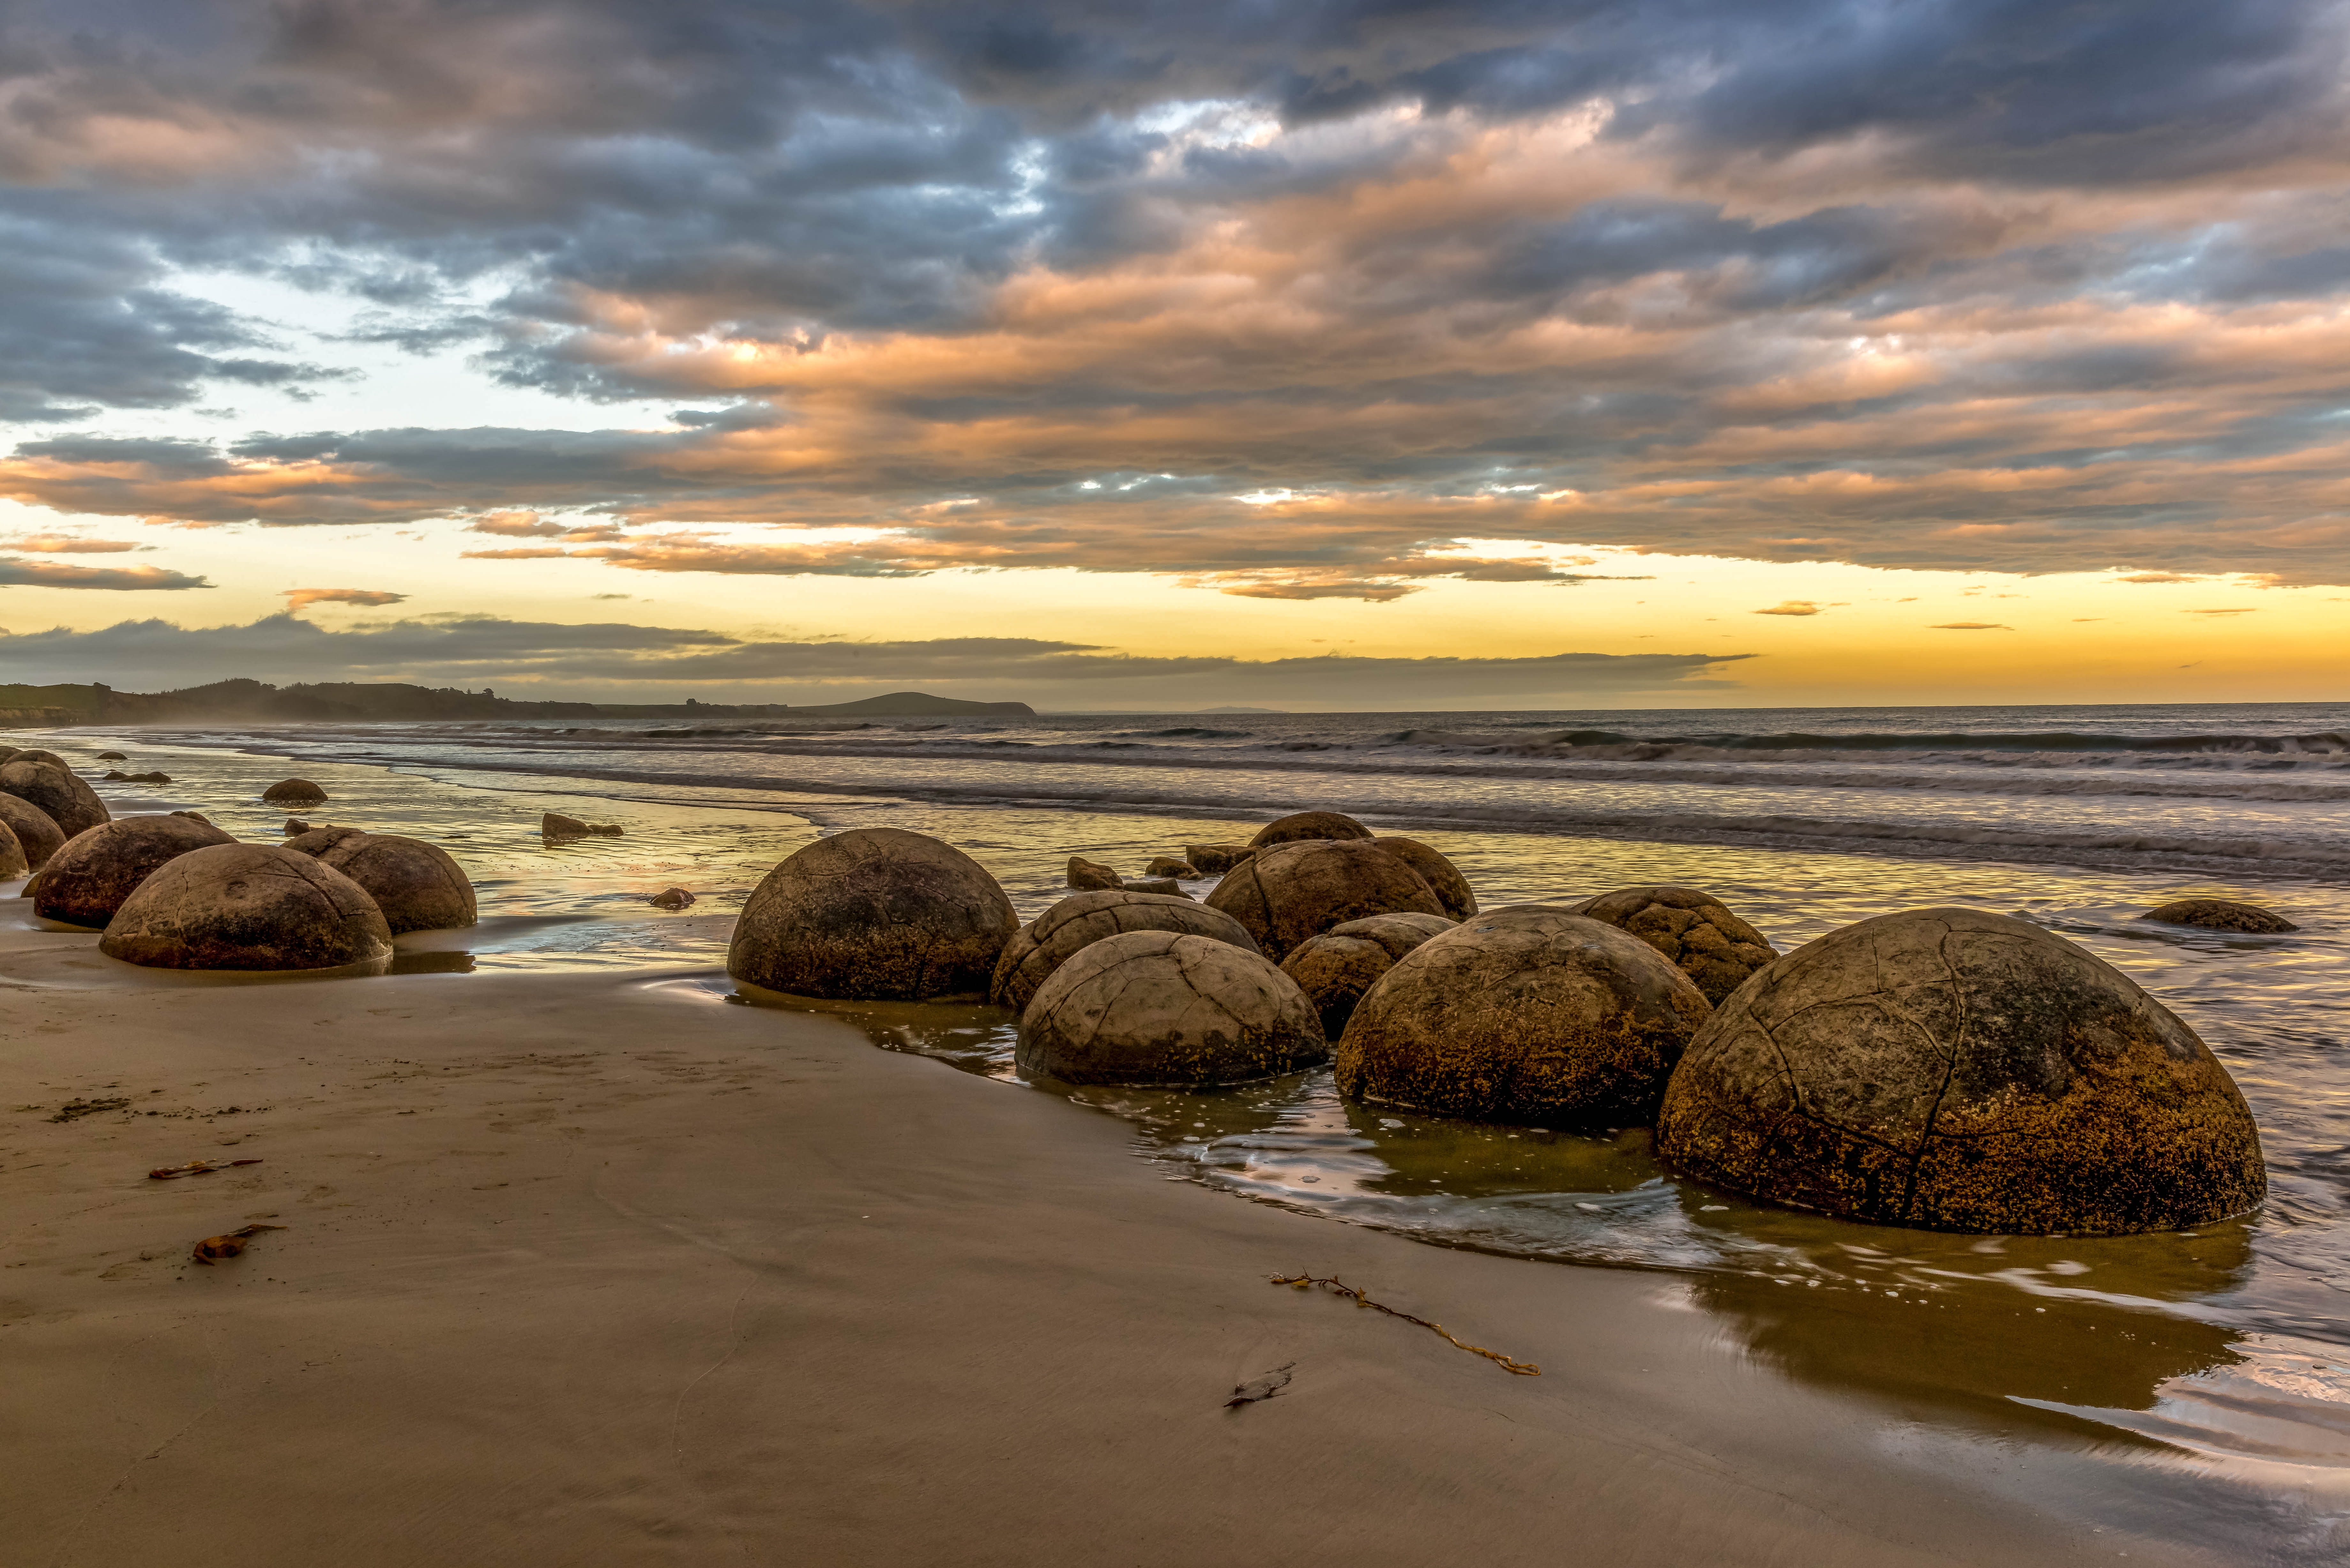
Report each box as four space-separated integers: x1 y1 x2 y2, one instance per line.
1396 726 2350 757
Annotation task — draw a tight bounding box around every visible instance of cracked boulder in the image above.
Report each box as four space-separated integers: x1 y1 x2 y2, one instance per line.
1373 836 1476 921
1249 810 1374 848
101 842 393 971
1280 912 1455 1039
728 827 1016 1001
289 830 477 934
1016 929 1325 1086
33 813 237 928
992 889 1261 1017
1566 886 1776 1006
1207 838 1446 960
1656 907 2266 1234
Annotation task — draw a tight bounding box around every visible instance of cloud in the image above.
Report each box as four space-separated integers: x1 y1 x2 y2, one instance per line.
283 588 409 610
1752 600 1822 616
464 510 566 538
0 613 1752 708
1928 622 2012 630
2184 607 2258 615
0 534 146 553
0 558 210 590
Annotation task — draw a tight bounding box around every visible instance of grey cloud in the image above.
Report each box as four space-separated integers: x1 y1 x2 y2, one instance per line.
0 558 210 589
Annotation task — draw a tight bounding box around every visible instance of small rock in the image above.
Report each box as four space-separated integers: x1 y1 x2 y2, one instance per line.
1185 844 1255 875
102 769 129 780
282 818 311 835
95 750 127 762
2142 898 2297 933
650 887 696 910
1145 856 1198 879
1124 877 1187 897
261 778 328 806
1067 855 1122 891
542 812 623 839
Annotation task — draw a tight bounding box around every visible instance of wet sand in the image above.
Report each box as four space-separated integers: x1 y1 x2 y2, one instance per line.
0 923 2261 1567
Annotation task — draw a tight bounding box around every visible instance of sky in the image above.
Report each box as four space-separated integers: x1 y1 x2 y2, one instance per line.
1 0 2348 711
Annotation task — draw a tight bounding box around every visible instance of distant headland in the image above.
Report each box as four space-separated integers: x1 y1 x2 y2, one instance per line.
0 679 1035 726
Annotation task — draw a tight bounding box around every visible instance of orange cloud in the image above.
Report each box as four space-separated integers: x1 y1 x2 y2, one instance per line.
284 588 408 610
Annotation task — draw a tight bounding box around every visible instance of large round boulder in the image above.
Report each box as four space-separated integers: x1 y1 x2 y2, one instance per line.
1568 886 1777 1006
728 827 1017 1000
1335 905 1710 1128
1250 810 1373 848
0 758 108 838
262 778 329 806
33 814 237 928
2142 898 2296 934
0 818 25 880
991 889 1261 1016
1280 913 1456 1039
1016 930 1325 1086
1206 838 1445 960
294 831 477 934
0 792 66 870
100 843 393 971
1374 837 1476 921
1655 908 2267 1234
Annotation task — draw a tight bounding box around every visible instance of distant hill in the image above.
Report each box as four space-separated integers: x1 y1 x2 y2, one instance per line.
0 680 1033 725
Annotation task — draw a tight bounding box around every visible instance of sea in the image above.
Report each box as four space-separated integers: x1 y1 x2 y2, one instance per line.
11 701 2350 1534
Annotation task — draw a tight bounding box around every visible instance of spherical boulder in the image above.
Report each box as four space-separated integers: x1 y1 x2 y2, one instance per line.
262 778 329 806
991 889 1262 1016
295 831 477 934
33 814 237 928
2142 898 2296 934
1016 930 1326 1086
728 827 1017 1000
1336 906 1710 1128
0 818 25 881
1568 886 1777 1006
1655 908 2267 1235
0 792 66 870
1250 810 1374 848
1280 912 1455 1038
0 758 109 838
100 843 393 971
1206 838 1445 959
1374 837 1476 921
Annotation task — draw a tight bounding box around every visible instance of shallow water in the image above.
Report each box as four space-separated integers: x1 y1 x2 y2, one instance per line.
11 714 2350 1501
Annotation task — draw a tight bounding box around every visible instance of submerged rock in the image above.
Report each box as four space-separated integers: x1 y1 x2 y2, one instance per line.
991 889 1262 1016
0 758 109 838
1206 838 1445 959
728 827 1017 1000
1373 837 1476 921
261 778 329 806
95 750 126 762
101 843 393 971
0 792 67 870
649 887 696 910
1280 912 1455 1039
1336 906 1709 1128
541 811 622 838
1567 886 1777 1006
2141 898 2297 934
1017 930 1325 1086
1249 810 1374 848
1655 907 2267 1234
34 814 237 928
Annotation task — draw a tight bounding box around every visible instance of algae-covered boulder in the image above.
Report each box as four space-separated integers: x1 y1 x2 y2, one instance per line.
100 843 393 971
1568 886 1777 1006
1250 810 1374 848
1335 905 1709 1128
262 778 329 806
1206 838 1445 960
0 758 108 838
1280 912 1455 1038
1066 856 1121 891
1374 837 1476 921
728 827 1017 1000
297 831 477 934
2142 899 2296 934
1655 907 2267 1234
0 792 66 870
991 889 1262 1016
1016 930 1325 1086
33 814 237 928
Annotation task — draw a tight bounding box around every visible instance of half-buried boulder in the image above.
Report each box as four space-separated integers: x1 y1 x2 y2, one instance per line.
1335 906 1709 1128
1206 838 1445 960
1655 907 2267 1234
1374 837 1476 921
1250 810 1374 848
1567 886 1777 1006
290 831 477 934
33 814 237 928
0 757 109 837
728 827 1017 1000
1017 930 1325 1086
2142 898 2297 934
1280 912 1455 1039
991 889 1262 1016
0 792 66 870
100 843 393 971
262 778 329 806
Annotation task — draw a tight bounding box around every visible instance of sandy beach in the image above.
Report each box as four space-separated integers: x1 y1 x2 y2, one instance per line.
0 905 2277 1567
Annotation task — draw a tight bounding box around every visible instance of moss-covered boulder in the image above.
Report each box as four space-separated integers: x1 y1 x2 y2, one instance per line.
991 889 1261 1016
1655 908 2267 1234
0 792 65 871
0 758 108 838
1280 912 1456 1038
1206 838 1445 959
1335 905 1709 1128
1568 886 1777 1006
295 831 477 934
33 814 237 928
100 843 393 971
1374 837 1476 921
2142 899 2297 934
1016 930 1325 1086
1249 810 1374 848
728 828 1017 1000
